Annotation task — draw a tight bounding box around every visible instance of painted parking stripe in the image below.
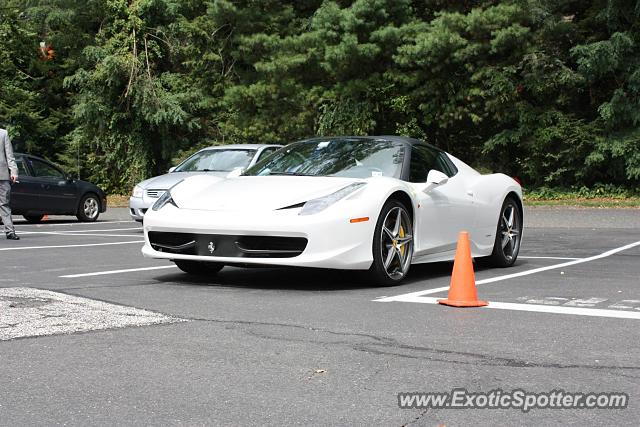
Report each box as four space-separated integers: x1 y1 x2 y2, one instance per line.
517 296 640 310
15 232 140 238
384 296 640 320
376 240 640 302
60 265 177 278
13 220 136 227
518 256 582 260
52 233 142 238
18 227 140 234
65 227 140 233
56 232 141 238
0 240 144 251
609 300 640 310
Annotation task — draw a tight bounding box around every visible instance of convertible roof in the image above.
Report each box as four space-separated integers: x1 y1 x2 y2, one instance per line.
301 135 444 150
200 144 281 150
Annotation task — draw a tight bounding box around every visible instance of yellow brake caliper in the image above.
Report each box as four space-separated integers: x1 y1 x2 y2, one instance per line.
398 225 406 257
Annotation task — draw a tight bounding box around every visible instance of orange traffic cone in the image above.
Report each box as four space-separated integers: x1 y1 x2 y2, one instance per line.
438 231 488 307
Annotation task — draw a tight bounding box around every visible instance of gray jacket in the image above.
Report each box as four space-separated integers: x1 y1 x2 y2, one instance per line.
0 128 18 181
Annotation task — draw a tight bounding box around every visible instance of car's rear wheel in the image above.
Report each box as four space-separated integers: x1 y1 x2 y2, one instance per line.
174 260 224 276
23 214 45 223
367 200 414 286
488 197 522 267
76 193 100 222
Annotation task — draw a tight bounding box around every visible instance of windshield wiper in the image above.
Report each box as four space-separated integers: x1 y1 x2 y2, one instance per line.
267 171 314 176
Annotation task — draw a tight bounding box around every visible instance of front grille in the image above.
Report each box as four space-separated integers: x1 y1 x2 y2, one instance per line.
148 232 307 258
146 189 166 198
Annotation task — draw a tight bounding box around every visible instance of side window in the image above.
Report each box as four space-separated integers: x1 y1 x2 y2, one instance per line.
256 147 278 163
435 152 457 177
15 158 30 176
29 158 65 179
408 146 439 182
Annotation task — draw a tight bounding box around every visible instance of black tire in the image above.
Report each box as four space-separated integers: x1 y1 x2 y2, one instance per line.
174 260 224 276
488 196 522 267
23 214 45 223
76 193 100 222
367 199 414 286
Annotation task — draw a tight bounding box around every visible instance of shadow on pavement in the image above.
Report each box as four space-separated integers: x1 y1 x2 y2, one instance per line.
151 256 532 292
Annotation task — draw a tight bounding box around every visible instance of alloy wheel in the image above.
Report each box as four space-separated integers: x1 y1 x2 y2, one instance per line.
380 206 413 280
499 202 520 261
84 197 99 219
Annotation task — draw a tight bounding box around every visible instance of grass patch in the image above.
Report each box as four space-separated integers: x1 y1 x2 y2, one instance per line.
107 195 129 208
525 197 640 208
524 185 640 208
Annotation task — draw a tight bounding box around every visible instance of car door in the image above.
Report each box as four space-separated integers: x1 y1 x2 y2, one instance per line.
8 156 33 212
24 157 78 214
409 145 474 259
431 150 477 242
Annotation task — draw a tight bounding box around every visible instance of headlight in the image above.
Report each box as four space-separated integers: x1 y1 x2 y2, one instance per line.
152 190 177 211
132 185 143 198
299 182 366 216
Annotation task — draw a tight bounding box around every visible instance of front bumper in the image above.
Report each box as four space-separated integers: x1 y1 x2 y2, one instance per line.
128 195 159 221
141 203 376 270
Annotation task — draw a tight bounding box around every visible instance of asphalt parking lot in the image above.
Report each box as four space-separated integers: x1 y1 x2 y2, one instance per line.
1 207 639 426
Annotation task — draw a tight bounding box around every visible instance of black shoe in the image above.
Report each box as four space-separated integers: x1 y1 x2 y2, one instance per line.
6 232 19 240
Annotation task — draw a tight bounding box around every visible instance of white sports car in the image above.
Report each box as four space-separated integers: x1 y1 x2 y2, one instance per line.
142 136 522 285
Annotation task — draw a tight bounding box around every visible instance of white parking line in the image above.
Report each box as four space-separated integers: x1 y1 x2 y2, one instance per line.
18 227 141 234
385 296 640 320
518 256 582 260
376 240 640 302
13 220 136 227
0 240 144 251
60 265 177 278
16 231 139 237
18 227 140 234
54 233 141 238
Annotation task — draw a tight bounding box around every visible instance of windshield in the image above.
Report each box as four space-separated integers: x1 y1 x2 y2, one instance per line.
244 138 406 179
174 149 256 172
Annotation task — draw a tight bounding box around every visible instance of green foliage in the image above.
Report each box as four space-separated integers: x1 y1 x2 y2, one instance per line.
0 0 639 192
526 184 640 200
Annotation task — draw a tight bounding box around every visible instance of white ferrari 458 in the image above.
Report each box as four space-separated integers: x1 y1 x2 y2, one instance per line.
142 136 523 285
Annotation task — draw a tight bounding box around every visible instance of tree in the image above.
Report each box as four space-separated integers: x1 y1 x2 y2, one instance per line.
65 0 226 193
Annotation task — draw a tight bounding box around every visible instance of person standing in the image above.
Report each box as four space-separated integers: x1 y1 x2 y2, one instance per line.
0 127 19 240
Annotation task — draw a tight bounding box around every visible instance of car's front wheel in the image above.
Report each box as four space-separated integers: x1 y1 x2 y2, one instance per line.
174 260 224 276
488 197 522 267
77 193 100 222
367 200 414 286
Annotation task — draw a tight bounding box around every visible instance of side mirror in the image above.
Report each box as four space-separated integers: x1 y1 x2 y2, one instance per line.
422 170 449 193
66 174 74 182
168 166 176 173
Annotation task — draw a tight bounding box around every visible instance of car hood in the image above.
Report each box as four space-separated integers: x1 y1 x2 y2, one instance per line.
173 175 362 212
137 171 229 190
